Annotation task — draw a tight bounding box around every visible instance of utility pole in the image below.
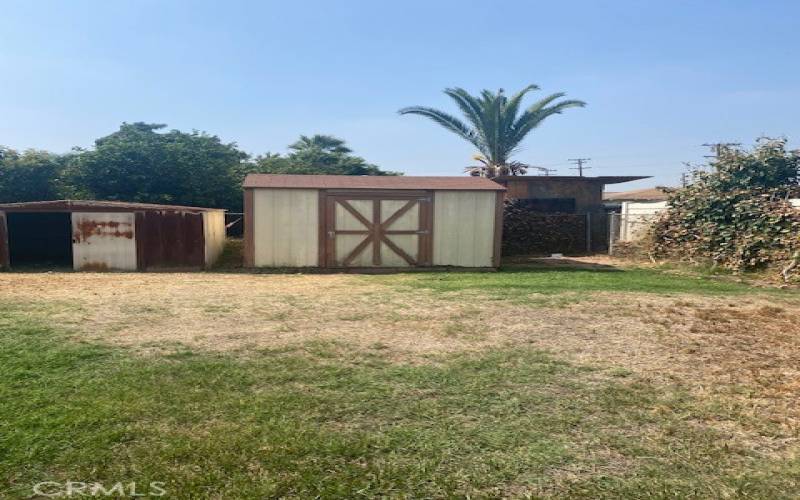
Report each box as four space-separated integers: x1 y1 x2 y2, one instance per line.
568 158 591 176
702 142 741 158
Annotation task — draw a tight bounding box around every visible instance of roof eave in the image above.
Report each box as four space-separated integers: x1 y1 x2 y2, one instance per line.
494 175 651 185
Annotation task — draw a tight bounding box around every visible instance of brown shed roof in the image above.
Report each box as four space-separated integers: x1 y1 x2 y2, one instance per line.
243 174 506 191
0 200 225 213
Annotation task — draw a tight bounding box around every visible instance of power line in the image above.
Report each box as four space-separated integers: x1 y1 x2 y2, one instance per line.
568 158 591 176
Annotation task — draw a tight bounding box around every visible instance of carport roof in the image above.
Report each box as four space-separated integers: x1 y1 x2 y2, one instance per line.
0 200 225 212
494 175 651 184
243 174 506 191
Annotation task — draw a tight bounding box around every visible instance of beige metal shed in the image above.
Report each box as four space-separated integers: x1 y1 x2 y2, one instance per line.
243 175 505 270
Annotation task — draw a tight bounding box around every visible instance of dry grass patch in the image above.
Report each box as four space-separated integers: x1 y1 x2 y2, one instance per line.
2 271 799 453
3 269 800 496
0 272 640 361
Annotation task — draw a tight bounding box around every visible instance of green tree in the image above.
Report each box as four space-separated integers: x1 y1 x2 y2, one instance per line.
250 135 398 176
0 147 69 203
67 123 248 210
399 85 585 177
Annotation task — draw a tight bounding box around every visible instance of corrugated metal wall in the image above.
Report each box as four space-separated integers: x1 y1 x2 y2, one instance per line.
252 188 319 267
203 211 226 267
433 191 496 267
136 211 205 270
72 212 137 271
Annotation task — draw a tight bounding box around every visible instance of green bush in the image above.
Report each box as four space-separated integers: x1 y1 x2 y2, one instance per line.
651 138 800 273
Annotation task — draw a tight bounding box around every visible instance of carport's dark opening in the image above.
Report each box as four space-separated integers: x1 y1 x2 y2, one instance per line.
7 212 73 268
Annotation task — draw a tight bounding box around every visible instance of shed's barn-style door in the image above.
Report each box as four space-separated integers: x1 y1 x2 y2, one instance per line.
324 192 432 268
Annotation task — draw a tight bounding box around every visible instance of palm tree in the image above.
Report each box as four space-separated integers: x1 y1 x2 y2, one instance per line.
399 85 585 177
289 134 352 154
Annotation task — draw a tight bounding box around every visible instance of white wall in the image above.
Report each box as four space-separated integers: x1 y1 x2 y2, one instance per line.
253 188 319 267
433 191 496 267
618 201 668 242
203 211 226 268
71 212 137 271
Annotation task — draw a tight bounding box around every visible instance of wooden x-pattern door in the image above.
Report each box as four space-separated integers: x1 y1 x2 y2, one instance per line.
324 191 432 268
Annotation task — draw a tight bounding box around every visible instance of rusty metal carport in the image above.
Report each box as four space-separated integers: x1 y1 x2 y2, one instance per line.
0 200 226 271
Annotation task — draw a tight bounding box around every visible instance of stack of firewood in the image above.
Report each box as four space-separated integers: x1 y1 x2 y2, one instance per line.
502 200 586 256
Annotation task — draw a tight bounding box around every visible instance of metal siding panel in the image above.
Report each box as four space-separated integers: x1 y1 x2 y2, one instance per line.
137 212 205 269
135 212 146 270
492 191 504 267
203 211 226 267
71 212 137 271
433 191 496 267
253 188 319 267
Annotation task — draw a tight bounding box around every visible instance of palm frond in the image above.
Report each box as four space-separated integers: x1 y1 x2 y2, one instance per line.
502 84 539 137
476 89 503 164
398 106 485 152
511 98 586 145
443 88 484 132
521 92 567 115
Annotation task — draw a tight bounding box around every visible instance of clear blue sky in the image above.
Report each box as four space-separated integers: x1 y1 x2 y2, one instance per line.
2 0 798 190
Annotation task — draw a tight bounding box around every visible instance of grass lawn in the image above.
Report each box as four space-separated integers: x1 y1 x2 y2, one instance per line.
1 263 799 498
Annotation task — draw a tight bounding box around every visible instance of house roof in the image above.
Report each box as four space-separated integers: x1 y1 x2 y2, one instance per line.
603 187 671 202
494 175 650 185
0 199 225 212
243 174 506 191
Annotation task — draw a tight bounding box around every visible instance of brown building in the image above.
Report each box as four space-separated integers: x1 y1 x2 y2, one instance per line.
493 175 649 252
